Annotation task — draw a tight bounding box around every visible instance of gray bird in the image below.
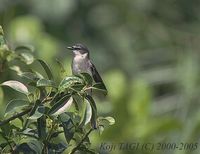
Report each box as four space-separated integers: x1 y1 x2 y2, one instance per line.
67 43 107 93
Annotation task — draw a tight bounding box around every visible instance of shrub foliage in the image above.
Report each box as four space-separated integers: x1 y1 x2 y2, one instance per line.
0 26 114 153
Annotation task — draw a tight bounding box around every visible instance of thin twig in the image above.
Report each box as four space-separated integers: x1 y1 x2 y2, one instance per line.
22 105 37 130
42 96 53 103
46 122 56 141
1 135 13 152
0 108 32 127
83 86 93 91
70 128 93 154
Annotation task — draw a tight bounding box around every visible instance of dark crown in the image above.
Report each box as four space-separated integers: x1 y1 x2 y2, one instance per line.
72 43 89 52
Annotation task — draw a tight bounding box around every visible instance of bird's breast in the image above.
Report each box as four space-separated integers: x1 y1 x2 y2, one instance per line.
72 56 91 75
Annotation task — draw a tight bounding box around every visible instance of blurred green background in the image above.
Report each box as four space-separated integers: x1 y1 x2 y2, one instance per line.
1 0 200 154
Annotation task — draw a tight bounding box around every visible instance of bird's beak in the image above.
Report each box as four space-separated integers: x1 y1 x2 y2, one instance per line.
67 46 73 50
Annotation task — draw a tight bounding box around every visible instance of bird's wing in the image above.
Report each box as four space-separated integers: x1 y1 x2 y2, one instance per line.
89 61 107 92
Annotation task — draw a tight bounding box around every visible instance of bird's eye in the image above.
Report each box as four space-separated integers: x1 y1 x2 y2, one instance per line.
74 47 81 50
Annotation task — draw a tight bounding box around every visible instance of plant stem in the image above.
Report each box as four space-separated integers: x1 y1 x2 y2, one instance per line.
70 128 93 154
0 108 32 127
42 96 53 103
1 135 13 152
46 121 56 141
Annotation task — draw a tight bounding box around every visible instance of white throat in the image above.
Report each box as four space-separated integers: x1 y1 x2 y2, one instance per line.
74 52 88 60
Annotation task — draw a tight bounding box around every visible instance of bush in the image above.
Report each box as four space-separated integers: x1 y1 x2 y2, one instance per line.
0 26 114 154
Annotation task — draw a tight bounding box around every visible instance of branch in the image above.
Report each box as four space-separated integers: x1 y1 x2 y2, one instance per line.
70 128 93 154
0 108 32 127
1 135 13 152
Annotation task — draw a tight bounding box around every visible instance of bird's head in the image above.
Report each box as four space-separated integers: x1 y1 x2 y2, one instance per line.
67 43 89 57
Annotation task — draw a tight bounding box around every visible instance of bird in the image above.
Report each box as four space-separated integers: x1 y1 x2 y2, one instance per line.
67 43 107 93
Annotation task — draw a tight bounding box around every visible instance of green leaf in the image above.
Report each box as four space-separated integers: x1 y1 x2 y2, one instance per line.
27 93 34 102
58 76 84 92
50 131 64 140
1 80 29 95
19 52 34 64
28 100 41 116
37 115 46 140
28 105 46 120
78 73 93 85
51 143 67 153
0 38 5 47
21 72 41 81
0 87 3 104
79 99 92 127
15 45 34 53
47 142 67 153
9 65 23 75
16 140 42 154
72 94 82 111
92 83 108 95
33 71 44 79
48 95 72 115
97 116 115 135
10 118 23 129
84 100 92 125
85 95 97 129
49 92 60 106
27 140 43 153
36 78 55 87
5 99 29 117
0 122 12 137
0 25 4 36
0 26 5 46
71 83 85 91
98 125 104 135
56 59 68 77
1 48 14 60
20 128 38 139
37 59 54 80
59 113 75 143
98 116 115 127
104 116 115 125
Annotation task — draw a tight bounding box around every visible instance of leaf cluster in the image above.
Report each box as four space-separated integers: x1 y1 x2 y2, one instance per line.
0 26 114 153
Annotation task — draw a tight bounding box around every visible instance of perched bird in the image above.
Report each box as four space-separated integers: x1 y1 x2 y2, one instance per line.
67 43 107 92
